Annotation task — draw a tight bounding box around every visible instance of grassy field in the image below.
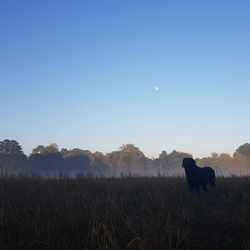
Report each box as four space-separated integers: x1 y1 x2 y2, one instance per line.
1 175 250 250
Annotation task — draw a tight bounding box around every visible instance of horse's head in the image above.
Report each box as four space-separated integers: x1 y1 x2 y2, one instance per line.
182 158 196 169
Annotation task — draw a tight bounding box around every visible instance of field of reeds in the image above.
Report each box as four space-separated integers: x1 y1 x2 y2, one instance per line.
1 175 250 250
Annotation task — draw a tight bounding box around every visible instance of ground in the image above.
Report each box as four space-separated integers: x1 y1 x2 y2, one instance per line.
1 175 250 249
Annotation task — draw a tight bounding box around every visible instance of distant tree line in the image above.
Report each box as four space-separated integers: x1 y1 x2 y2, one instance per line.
1 139 250 176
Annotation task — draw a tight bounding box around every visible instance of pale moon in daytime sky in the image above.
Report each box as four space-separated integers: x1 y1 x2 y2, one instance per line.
154 86 160 92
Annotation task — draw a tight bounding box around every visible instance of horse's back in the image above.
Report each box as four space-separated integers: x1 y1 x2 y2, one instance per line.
202 166 216 186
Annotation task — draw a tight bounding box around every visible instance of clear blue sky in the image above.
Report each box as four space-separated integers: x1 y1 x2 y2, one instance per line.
1 0 250 157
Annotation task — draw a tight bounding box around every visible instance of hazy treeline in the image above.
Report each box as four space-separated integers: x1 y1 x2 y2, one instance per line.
1 139 250 176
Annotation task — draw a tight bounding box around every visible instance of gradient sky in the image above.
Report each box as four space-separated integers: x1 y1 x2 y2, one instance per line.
1 0 250 158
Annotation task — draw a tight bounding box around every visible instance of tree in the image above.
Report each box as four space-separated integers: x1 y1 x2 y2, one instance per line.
32 144 59 154
29 154 62 172
60 148 91 158
0 139 27 171
165 150 192 169
89 151 111 176
231 143 250 168
63 154 91 173
29 144 62 172
236 143 250 157
216 153 233 168
159 150 168 160
0 139 24 155
211 152 219 159
233 151 248 168
154 150 168 174
61 148 91 173
32 145 45 154
105 144 148 175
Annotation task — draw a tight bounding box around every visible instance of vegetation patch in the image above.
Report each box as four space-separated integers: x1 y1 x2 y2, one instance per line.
1 175 250 249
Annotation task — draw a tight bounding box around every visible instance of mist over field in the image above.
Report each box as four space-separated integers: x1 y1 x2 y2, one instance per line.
1 139 250 177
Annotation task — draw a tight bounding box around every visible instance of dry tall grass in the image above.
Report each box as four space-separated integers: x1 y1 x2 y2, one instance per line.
1 175 250 249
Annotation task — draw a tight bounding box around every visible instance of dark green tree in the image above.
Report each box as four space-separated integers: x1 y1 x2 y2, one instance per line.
0 139 27 172
105 144 148 175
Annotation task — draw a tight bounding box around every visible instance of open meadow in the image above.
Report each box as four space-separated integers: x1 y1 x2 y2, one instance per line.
1 175 250 250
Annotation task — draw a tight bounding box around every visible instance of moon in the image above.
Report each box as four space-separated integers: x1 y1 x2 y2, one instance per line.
154 86 160 92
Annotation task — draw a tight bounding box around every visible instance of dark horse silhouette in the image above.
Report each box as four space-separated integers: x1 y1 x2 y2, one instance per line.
182 158 216 193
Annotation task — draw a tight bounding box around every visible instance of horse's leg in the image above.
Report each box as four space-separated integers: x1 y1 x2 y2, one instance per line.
202 184 207 193
196 185 200 193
